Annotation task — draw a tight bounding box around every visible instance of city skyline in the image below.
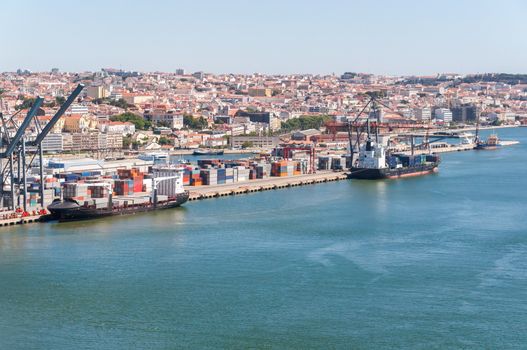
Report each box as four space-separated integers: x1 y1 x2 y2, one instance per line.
2 0 527 75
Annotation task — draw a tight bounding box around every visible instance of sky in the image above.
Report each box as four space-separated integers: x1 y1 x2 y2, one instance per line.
1 0 526 75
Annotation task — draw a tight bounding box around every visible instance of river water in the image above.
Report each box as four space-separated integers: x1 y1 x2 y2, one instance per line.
1 128 526 349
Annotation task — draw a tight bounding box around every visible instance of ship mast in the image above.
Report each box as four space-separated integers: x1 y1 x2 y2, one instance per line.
371 99 379 144
475 102 481 145
347 97 373 166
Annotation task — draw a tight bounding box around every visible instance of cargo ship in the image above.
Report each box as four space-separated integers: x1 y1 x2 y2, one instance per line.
347 119 440 180
46 168 189 222
46 192 189 222
193 149 224 156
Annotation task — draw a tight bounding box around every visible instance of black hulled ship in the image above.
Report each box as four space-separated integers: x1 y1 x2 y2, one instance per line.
46 170 189 222
347 101 440 180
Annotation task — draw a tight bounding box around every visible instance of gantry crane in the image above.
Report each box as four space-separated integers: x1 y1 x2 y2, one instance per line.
0 84 84 210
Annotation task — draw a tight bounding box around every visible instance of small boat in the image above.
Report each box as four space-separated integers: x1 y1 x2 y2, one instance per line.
193 149 225 156
476 134 501 150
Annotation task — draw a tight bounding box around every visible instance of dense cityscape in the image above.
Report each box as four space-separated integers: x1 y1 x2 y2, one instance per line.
2 69 526 154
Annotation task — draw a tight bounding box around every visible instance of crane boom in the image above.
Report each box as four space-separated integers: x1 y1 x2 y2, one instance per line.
2 97 44 158
31 84 84 146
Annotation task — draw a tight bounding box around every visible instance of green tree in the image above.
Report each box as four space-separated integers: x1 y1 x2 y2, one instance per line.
491 119 503 126
122 135 132 149
15 97 36 110
183 115 208 130
110 112 151 130
110 98 133 109
92 97 132 109
55 96 66 105
365 90 386 99
280 115 332 132
241 141 253 149
158 136 171 145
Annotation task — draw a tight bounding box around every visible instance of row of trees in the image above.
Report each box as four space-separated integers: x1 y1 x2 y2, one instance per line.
14 96 67 110
112 113 210 132
123 135 171 149
92 98 132 109
110 112 152 130
280 115 332 132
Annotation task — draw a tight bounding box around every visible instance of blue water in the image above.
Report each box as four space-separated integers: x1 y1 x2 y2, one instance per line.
1 128 526 349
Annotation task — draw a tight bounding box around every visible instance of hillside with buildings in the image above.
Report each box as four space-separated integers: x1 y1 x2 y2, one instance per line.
1 69 526 155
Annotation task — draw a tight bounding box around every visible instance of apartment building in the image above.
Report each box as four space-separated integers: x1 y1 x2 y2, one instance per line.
248 87 272 97
231 136 280 148
41 133 63 152
434 108 453 123
69 104 89 115
143 109 184 129
63 132 123 151
414 107 432 121
452 105 479 123
86 85 108 99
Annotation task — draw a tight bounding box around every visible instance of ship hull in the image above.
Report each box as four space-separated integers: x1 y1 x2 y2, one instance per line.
348 163 439 180
46 192 189 222
475 144 501 150
193 150 224 156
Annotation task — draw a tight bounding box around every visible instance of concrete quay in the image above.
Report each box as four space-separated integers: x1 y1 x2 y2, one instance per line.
185 171 348 201
0 213 45 227
400 139 520 155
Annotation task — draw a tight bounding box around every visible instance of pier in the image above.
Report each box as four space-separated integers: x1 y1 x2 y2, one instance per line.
395 139 520 155
0 212 46 227
186 171 347 201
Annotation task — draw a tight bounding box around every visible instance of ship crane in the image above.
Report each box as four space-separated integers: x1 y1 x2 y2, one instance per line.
30 84 84 208
343 95 446 166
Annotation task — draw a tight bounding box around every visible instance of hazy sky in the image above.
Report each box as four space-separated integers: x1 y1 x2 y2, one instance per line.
1 0 526 75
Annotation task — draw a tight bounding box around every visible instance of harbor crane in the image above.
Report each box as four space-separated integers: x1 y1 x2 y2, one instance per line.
343 96 444 166
0 84 84 210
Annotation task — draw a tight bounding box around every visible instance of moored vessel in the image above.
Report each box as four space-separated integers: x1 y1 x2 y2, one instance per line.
475 133 501 150
193 149 224 156
348 136 440 180
347 98 440 180
46 167 189 222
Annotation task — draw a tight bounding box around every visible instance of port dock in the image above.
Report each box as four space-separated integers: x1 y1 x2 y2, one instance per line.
186 171 347 201
0 211 46 227
397 139 520 155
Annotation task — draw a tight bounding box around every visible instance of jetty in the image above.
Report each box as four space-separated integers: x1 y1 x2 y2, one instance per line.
186 171 347 201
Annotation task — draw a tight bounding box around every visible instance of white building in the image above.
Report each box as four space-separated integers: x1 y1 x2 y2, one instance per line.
99 121 136 135
203 137 227 148
414 107 431 121
144 110 184 129
69 104 89 115
86 85 108 99
434 108 453 123
41 133 63 152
